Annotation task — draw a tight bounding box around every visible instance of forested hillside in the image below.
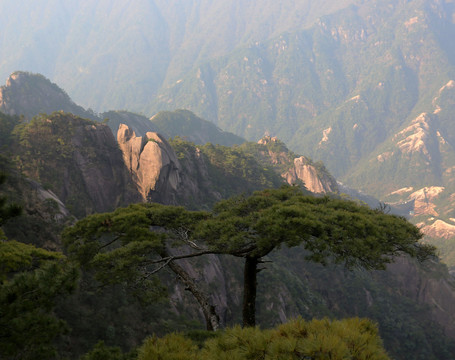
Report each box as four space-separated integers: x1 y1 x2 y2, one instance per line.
1 106 455 359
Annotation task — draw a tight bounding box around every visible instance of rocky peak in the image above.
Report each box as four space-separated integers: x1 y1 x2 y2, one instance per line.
257 135 280 146
117 124 181 202
257 136 337 194
0 71 96 121
286 157 337 194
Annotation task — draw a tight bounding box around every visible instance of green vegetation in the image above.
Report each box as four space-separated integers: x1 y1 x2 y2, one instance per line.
0 250 78 359
138 317 390 360
0 106 453 359
167 137 285 208
200 142 283 196
63 186 434 334
0 175 77 360
9 111 133 217
199 186 435 327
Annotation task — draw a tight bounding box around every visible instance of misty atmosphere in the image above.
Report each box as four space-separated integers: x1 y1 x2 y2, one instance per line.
2 0 455 359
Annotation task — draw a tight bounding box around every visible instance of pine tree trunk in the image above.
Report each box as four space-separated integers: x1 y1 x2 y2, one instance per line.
242 256 258 327
166 260 221 331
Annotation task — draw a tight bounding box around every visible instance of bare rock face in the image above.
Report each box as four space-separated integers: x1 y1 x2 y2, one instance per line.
387 257 455 338
117 124 181 202
15 112 140 217
258 136 338 194
285 157 337 194
71 122 139 213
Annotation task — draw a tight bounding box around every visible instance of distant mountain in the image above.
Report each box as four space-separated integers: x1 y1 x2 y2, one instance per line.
0 0 356 112
0 71 97 121
152 0 455 170
101 110 161 137
0 72 245 147
150 109 245 146
144 0 455 266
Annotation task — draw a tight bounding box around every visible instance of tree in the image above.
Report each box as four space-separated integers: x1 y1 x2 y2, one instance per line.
0 242 78 359
63 186 435 331
197 186 435 327
62 203 230 331
0 171 78 359
0 172 22 239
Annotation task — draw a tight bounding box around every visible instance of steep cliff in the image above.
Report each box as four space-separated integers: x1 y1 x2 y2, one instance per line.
13 112 140 217
254 136 338 194
117 124 181 204
116 124 279 208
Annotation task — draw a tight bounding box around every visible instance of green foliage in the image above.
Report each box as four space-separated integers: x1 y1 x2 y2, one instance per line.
9 111 130 217
80 341 134 360
199 142 284 197
167 137 285 206
0 240 63 280
138 333 200 360
200 186 433 266
0 253 78 359
0 113 21 149
239 139 297 174
0 173 22 228
63 203 209 301
138 317 390 360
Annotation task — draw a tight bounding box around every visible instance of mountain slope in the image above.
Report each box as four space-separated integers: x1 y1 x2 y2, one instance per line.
152 0 455 176
0 0 357 112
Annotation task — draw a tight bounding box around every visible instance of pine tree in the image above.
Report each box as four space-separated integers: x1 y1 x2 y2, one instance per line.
198 186 435 327
63 186 435 330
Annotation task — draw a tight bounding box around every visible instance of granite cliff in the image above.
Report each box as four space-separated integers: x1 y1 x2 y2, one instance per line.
13 112 140 217
256 136 338 193
117 124 181 204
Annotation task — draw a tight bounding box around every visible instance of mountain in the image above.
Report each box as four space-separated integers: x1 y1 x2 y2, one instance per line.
150 109 245 146
0 0 356 112
0 72 245 147
2 107 455 358
152 0 455 161
143 0 455 268
0 71 97 121
2 1 455 204
10 112 140 218
101 110 161 138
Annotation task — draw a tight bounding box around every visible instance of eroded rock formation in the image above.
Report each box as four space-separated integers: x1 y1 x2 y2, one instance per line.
117 124 181 203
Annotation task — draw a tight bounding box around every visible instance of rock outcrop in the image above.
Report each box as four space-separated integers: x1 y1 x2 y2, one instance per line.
117 124 182 203
258 136 338 194
117 124 225 207
285 157 337 193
